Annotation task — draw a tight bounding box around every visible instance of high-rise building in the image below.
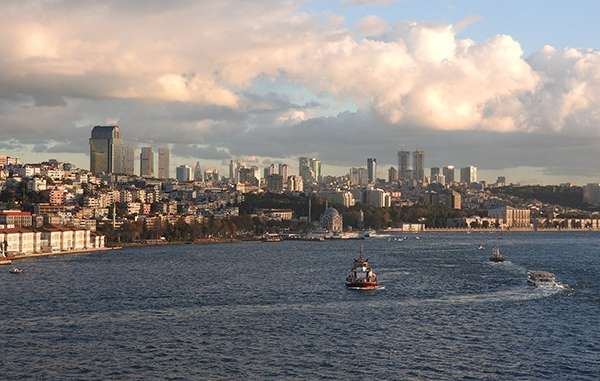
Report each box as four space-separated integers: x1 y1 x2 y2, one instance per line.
140 147 154 177
204 169 219 182
299 157 311 183
349 167 368 186
264 164 276 179
388 167 398 183
412 150 425 181
278 163 288 181
114 144 135 175
193 161 203 181
287 175 304 192
239 167 259 185
266 174 284 193
229 160 236 182
460 166 478 184
443 165 455 184
157 147 170 179
309 158 322 183
430 167 440 178
397 151 410 180
367 158 377 183
176 165 192 182
89 125 121 174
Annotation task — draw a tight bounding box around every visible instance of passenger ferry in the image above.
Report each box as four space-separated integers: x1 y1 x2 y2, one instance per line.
527 271 562 288
345 246 378 290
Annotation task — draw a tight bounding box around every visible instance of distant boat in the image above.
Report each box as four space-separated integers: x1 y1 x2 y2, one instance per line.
345 246 378 290
9 267 24 274
478 244 484 250
415 236 421 240
527 271 562 288
262 233 282 242
489 247 505 262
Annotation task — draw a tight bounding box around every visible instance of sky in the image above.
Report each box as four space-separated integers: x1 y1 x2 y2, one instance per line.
1 0 600 184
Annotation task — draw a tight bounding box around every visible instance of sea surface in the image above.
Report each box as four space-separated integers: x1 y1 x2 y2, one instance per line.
2 233 600 380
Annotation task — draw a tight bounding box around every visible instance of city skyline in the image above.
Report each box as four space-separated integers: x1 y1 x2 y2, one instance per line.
2 1 600 185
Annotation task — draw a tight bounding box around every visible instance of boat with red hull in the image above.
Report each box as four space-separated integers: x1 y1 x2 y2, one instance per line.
346 246 378 290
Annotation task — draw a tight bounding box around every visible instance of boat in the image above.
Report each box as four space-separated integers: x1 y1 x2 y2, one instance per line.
478 244 484 250
262 233 282 242
9 267 24 274
489 247 505 262
527 271 562 288
345 246 378 290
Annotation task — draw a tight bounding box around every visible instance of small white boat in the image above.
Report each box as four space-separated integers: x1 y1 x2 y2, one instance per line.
478 245 484 250
9 267 24 274
415 236 421 240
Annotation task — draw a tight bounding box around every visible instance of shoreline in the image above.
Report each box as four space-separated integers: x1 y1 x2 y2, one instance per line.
5 247 121 261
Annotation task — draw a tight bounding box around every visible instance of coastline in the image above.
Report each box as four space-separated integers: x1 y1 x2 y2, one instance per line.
5 247 121 261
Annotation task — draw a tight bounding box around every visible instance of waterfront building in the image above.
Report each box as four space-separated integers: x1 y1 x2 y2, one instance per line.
140 147 154 178
176 165 192 182
397 151 410 180
443 165 455 184
367 158 377 184
158 147 170 179
488 206 531 228
460 166 478 184
412 150 425 181
320 207 343 233
89 125 121 174
0 210 33 227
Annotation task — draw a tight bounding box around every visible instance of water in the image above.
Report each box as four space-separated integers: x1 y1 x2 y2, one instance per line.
2 233 600 380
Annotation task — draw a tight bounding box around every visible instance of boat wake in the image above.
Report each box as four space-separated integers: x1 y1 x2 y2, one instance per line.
347 285 386 291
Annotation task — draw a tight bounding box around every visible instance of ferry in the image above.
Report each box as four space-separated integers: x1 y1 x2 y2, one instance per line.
345 246 378 290
527 271 562 288
489 247 505 262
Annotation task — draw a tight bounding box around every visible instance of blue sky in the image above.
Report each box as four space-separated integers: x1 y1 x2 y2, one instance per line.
305 0 599 54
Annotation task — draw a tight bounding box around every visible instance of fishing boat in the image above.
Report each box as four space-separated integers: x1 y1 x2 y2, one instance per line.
489 247 505 262
9 267 24 274
345 246 378 290
527 271 562 288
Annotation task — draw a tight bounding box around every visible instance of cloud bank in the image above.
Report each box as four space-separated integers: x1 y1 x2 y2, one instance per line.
1 1 600 181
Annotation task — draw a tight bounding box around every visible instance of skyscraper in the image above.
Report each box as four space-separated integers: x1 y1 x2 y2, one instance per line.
176 165 192 182
299 157 310 183
157 147 170 179
397 151 410 180
140 147 154 177
278 163 288 181
443 165 455 184
89 125 120 174
367 158 377 183
430 167 440 178
309 158 321 182
460 166 478 184
194 161 203 181
412 150 425 181
114 143 135 175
